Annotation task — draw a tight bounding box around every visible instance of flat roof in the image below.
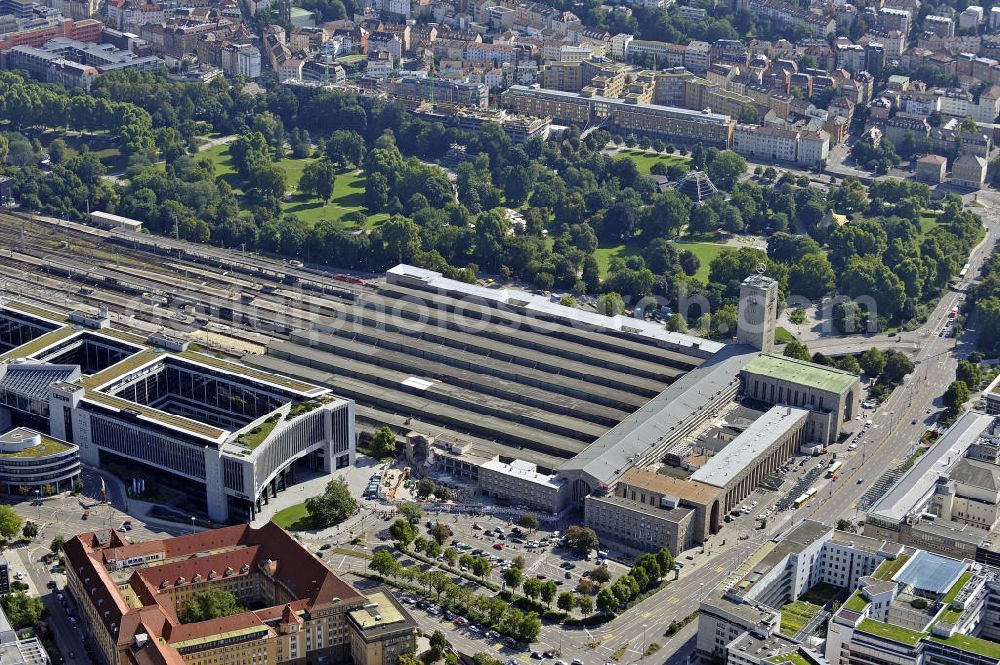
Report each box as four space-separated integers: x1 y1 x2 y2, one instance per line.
348 592 406 629
504 85 734 125
742 353 858 395
588 493 694 523
0 326 81 362
0 429 74 458
481 458 564 488
386 264 724 356
560 345 759 487
619 467 720 504
690 405 809 488
868 411 995 523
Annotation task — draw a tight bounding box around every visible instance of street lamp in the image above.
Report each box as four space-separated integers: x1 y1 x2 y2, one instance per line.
190 516 196 534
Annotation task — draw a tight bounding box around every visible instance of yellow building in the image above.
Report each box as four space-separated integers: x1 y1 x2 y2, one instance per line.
64 523 417 665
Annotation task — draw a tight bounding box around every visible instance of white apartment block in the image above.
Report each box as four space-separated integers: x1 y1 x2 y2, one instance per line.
799 130 830 166
732 125 830 166
610 33 632 60
733 125 799 163
685 41 711 74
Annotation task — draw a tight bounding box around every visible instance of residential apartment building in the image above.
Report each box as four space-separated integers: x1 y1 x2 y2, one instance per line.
732 124 799 162
738 0 836 36
390 75 489 108
220 42 261 79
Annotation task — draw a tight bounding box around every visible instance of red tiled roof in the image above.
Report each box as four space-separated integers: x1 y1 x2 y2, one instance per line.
64 522 367 659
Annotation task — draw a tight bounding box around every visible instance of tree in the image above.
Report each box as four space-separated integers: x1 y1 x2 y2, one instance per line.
944 380 970 411
859 348 887 378
789 254 835 298
444 548 458 567
738 106 760 124
522 577 542 600
589 566 612 584
370 550 402 579
473 653 503 665
635 553 662 581
679 250 700 276
836 518 857 533
540 580 558 607
513 555 526 570
655 547 674 573
642 190 690 238
0 592 44 629
472 557 493 580
49 535 65 554
517 612 541 642
430 630 449 653
431 522 452 545
390 519 416 546
179 587 245 624
667 313 688 332
597 293 625 317
596 587 619 614
706 151 747 191
399 653 423 665
326 130 366 166
563 525 600 556
305 478 356 528
883 351 915 384
0 506 22 540
503 567 523 591
783 341 812 362
21 521 37 540
557 591 576 612
518 513 539 531
416 478 436 498
397 502 423 525
957 360 983 390
578 596 594 616
370 426 397 458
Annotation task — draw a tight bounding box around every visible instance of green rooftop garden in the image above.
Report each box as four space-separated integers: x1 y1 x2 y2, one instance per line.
844 591 870 612
943 572 973 606
767 653 811 665
235 415 280 450
935 572 975 627
286 400 322 420
930 634 1000 660
781 600 822 636
0 437 72 458
857 619 924 646
0 326 79 362
873 555 910 581
178 350 319 393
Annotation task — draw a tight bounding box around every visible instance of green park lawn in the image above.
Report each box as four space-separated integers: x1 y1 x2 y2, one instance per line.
919 211 942 236
614 149 691 175
272 502 312 530
200 144 387 230
594 239 725 282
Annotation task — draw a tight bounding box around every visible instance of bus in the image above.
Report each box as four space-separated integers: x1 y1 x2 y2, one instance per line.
793 487 819 509
960 263 970 278
826 461 844 478
950 306 959 319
